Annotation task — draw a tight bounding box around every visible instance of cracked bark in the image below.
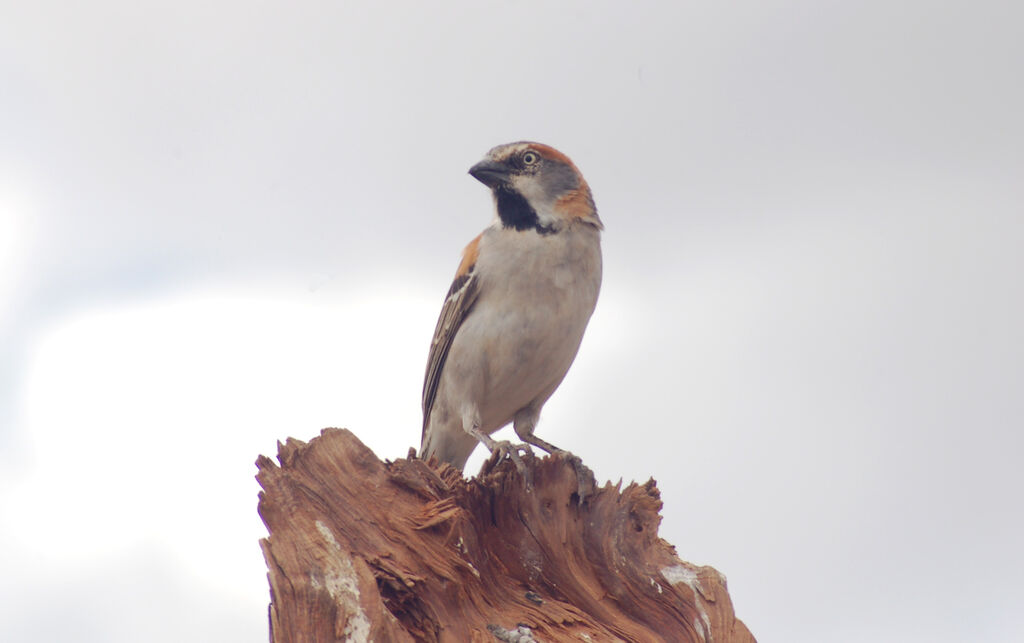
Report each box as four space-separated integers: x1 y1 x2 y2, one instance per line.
257 428 756 643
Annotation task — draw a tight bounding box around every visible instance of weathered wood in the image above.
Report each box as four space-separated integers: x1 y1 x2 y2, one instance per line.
257 428 755 642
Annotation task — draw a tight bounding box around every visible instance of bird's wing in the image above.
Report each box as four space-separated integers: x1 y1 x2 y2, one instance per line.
422 234 483 439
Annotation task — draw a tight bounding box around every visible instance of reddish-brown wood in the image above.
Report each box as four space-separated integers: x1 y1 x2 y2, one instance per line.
257 428 755 642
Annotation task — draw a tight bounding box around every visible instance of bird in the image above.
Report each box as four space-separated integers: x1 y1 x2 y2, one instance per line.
420 141 603 472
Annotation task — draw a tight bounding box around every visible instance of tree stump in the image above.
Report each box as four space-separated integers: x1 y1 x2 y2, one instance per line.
256 428 755 642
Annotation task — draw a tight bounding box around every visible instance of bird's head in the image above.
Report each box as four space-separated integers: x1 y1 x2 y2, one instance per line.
469 142 602 233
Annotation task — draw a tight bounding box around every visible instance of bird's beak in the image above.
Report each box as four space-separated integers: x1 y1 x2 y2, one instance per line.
468 159 511 188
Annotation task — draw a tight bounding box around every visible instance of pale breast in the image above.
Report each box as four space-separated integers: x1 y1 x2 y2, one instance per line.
445 224 602 431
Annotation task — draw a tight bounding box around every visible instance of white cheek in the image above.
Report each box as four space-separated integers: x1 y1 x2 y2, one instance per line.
511 175 549 209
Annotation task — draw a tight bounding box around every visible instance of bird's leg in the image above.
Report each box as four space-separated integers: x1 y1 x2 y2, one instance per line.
512 408 563 455
513 409 595 501
464 422 533 477
515 430 562 456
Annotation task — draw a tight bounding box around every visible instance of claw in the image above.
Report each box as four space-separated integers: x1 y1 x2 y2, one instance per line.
560 451 595 503
480 440 535 486
500 441 532 473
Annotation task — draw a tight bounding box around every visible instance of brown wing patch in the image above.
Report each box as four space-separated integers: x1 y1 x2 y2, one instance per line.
422 236 483 438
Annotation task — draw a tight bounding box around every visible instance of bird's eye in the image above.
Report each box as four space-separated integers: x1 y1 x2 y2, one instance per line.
522 151 539 165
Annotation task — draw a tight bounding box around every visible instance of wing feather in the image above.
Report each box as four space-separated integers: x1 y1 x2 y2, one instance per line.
421 237 483 439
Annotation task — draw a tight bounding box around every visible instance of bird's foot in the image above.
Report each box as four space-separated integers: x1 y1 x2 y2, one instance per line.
544 450 595 503
481 440 535 483
566 452 596 503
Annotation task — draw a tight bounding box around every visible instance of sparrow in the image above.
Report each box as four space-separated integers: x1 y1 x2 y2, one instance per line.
420 141 603 471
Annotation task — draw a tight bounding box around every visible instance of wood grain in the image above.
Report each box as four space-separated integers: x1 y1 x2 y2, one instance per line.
257 428 755 643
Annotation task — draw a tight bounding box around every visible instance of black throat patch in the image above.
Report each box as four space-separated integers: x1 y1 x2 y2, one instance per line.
494 188 554 235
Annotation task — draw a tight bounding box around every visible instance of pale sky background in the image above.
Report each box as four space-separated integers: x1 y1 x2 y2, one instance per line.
2 1 1022 641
